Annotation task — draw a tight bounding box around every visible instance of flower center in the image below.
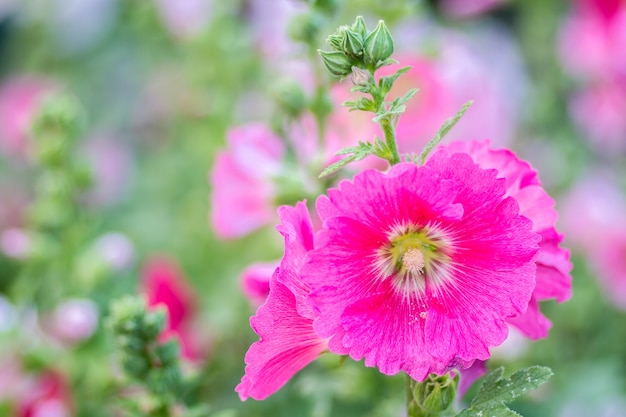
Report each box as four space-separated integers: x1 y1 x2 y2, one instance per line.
373 222 453 297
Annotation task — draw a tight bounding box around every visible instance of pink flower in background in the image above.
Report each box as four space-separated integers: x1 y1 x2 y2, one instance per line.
302 150 540 381
0 77 54 158
82 135 134 207
237 203 328 401
440 0 506 18
240 260 279 307
17 371 73 417
560 176 626 309
47 299 99 345
569 79 626 153
446 140 572 339
141 257 204 361
559 0 626 80
209 123 285 239
559 0 626 151
155 0 212 40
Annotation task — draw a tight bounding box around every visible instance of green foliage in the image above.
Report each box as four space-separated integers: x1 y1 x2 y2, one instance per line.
456 367 553 417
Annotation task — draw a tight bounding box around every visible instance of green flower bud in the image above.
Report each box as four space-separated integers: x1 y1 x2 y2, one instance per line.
363 20 394 66
318 50 355 77
288 12 323 45
327 25 350 51
275 81 307 118
342 30 363 58
412 373 458 413
351 16 367 38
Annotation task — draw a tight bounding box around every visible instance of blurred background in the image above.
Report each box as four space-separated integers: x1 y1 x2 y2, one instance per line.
0 0 625 416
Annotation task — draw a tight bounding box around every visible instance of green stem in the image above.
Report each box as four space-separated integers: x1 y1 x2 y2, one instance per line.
380 116 400 165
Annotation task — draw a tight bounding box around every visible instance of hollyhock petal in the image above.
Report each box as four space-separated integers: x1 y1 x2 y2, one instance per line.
304 152 540 379
457 360 487 398
237 203 327 400
445 140 572 337
506 298 552 340
236 279 327 401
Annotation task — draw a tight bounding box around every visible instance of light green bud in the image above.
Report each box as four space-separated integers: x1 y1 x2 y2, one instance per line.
363 20 394 65
318 50 355 77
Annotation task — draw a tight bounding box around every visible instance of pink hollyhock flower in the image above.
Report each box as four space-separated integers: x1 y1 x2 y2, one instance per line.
155 0 212 40
17 371 73 417
209 123 285 239
141 257 205 361
560 176 626 309
236 203 328 401
559 0 626 80
0 77 54 158
47 299 99 345
569 79 626 153
240 260 279 307
440 0 506 18
445 140 572 339
302 150 541 381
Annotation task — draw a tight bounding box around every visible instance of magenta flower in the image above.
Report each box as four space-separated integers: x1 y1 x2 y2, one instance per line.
236 203 328 401
302 150 541 381
209 123 285 239
240 260 279 307
141 256 205 361
445 140 572 338
0 77 54 158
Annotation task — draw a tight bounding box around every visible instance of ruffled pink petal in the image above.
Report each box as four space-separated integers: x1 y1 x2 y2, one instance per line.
304 152 539 380
237 203 326 400
236 279 328 401
506 298 552 340
445 140 572 338
275 202 316 319
457 360 487 398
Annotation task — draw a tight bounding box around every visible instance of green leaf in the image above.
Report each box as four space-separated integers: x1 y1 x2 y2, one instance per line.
343 97 376 112
456 366 553 417
378 66 412 95
319 142 377 177
417 100 473 165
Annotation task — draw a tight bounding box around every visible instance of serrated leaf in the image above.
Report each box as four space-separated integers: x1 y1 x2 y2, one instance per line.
318 142 377 177
418 100 473 164
455 366 553 417
378 66 412 95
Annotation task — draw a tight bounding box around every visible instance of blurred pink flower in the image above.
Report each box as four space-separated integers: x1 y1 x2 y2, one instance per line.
440 0 507 18
17 371 73 417
82 135 134 207
559 0 626 80
141 256 205 361
0 77 54 158
47 299 99 345
0 228 31 259
560 176 626 309
209 123 285 239
569 79 626 153
155 0 212 39
240 261 279 307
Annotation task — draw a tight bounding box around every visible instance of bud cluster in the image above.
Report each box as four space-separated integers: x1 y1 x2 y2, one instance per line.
319 16 395 77
108 296 184 408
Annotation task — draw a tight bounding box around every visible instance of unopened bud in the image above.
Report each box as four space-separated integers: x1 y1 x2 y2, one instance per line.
412 373 458 413
351 66 370 87
351 16 367 37
363 20 394 65
342 30 363 58
318 50 354 77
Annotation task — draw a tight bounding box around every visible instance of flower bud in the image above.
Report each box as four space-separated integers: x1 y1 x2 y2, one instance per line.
351 16 367 37
363 20 394 65
342 30 363 58
318 50 354 77
326 25 349 51
411 373 458 413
